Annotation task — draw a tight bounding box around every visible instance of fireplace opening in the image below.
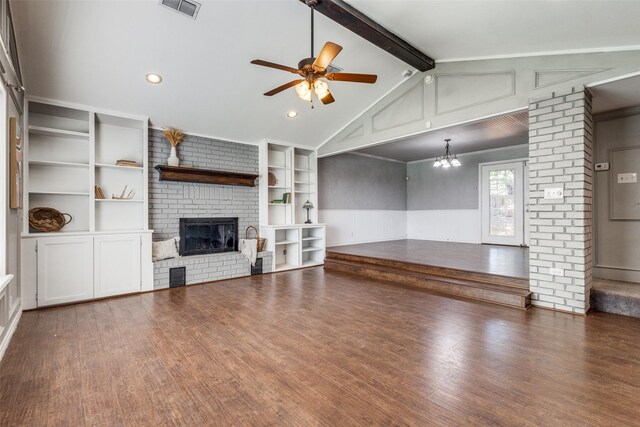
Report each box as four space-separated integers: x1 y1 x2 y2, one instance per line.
179 217 238 256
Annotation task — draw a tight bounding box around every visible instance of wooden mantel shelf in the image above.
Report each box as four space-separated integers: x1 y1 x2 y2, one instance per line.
155 165 259 187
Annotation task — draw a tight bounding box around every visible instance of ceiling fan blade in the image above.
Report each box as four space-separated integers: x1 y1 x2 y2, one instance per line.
264 79 304 96
312 42 343 71
326 73 378 84
320 91 335 105
251 60 302 75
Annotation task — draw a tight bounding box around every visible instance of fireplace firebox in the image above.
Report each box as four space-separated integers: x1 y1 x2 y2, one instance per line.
179 217 238 256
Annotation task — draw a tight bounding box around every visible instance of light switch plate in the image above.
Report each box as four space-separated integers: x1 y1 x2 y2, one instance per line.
595 162 610 171
618 173 638 184
544 187 564 199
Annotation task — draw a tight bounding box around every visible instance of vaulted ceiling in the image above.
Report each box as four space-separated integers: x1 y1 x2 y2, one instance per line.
12 1 640 147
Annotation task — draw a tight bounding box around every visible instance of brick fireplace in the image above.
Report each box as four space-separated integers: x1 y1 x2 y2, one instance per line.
149 129 271 288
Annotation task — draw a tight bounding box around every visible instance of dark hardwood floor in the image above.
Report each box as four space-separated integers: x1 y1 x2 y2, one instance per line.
328 239 529 278
2 267 640 426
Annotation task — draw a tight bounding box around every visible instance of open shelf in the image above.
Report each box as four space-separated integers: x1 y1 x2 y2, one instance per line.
95 163 143 171
28 125 90 140
275 240 298 245
275 263 298 272
29 191 89 196
302 247 323 252
95 199 143 203
29 160 89 168
268 165 289 170
302 260 323 267
302 236 323 241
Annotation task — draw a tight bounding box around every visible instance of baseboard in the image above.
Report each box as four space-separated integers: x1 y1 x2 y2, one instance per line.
0 307 22 362
594 266 640 283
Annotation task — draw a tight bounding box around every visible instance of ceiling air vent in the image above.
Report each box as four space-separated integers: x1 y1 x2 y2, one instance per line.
159 0 201 19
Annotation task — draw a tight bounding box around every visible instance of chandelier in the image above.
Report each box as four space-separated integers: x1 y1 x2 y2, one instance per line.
433 139 461 168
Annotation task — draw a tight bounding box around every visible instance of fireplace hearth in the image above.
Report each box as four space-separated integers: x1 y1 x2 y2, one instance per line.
179 217 238 256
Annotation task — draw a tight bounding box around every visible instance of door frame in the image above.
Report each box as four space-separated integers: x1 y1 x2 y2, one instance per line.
478 158 529 246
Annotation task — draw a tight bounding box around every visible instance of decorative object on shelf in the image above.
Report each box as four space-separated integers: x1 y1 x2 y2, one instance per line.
271 199 284 204
282 192 291 203
115 159 141 167
245 225 267 252
433 139 461 168
94 186 106 199
303 200 314 224
112 185 135 200
162 127 185 167
268 172 278 186
29 207 72 232
9 117 23 209
155 165 259 187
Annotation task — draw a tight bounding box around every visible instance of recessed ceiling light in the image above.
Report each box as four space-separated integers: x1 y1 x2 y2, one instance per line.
286 111 298 119
146 73 163 84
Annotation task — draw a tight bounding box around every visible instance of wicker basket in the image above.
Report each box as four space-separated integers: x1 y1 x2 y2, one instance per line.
245 225 266 252
29 207 72 232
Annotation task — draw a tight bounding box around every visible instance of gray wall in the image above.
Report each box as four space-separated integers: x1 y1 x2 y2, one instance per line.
408 144 529 210
149 129 259 240
318 153 407 210
594 109 640 281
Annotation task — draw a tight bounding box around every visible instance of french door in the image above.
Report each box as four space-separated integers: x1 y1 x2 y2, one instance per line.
480 160 528 246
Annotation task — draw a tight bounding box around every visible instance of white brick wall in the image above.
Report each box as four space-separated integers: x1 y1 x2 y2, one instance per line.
149 129 272 289
528 87 593 314
153 251 273 288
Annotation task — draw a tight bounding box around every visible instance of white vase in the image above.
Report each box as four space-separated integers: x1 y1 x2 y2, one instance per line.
168 146 180 166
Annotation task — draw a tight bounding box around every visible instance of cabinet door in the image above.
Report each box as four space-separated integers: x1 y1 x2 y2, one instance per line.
94 234 141 298
37 236 94 307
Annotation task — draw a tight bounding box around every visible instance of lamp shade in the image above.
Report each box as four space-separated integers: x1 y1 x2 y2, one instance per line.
303 200 314 210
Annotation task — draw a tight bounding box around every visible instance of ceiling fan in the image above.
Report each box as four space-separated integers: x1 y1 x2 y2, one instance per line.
250 1 377 106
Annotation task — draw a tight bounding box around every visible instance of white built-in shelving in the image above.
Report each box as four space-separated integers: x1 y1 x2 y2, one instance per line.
23 99 149 234
21 97 153 309
259 140 325 272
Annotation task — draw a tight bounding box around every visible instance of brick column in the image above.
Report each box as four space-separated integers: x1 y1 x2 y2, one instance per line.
528 87 593 314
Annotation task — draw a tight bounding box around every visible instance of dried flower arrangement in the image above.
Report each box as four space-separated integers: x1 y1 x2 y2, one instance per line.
162 127 185 148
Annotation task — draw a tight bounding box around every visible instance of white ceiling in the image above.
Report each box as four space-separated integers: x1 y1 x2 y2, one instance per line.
349 0 640 61
12 1 640 147
355 110 529 162
591 74 640 114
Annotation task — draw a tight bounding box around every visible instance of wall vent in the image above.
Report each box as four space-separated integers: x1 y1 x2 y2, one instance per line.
159 0 201 19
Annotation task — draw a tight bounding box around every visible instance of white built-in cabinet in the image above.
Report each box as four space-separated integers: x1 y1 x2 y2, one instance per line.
21 98 153 309
94 234 142 298
36 236 93 307
259 140 326 272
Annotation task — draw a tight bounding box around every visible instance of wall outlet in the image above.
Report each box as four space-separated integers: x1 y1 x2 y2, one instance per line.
618 173 638 184
549 267 564 276
595 162 609 171
544 187 564 199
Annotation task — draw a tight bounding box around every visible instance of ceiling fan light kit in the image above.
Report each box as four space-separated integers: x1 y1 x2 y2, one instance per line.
250 2 377 107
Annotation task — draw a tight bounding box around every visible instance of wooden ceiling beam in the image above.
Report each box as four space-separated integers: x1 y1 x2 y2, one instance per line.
301 0 435 71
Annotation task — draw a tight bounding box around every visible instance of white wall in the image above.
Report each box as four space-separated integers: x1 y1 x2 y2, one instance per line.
1 86 22 361
320 210 406 247
407 210 481 243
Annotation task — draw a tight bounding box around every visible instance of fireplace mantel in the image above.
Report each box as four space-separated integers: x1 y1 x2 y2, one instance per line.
155 165 259 187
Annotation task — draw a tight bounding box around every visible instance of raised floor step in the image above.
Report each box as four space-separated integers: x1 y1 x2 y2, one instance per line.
591 279 640 318
324 251 531 310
